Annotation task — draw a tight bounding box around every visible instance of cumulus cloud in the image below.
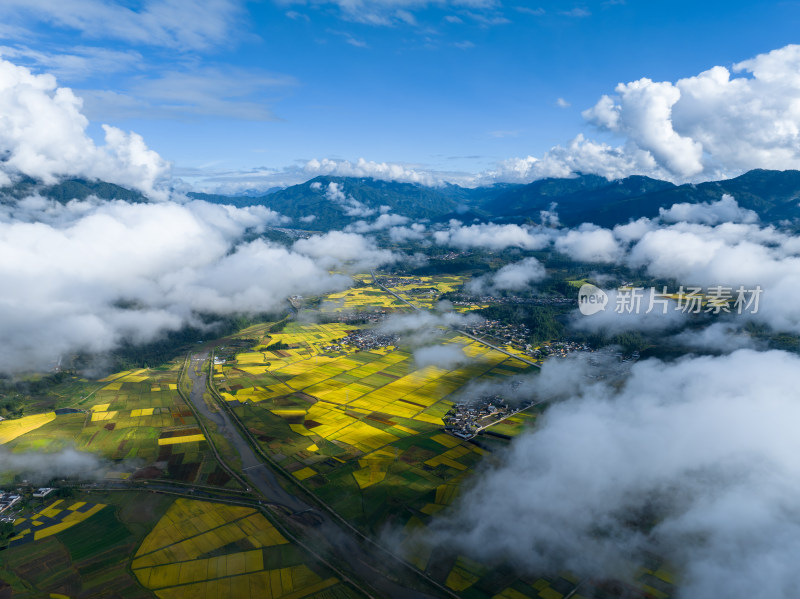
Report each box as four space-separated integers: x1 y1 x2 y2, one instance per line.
669 321 757 352
304 157 462 187
658 194 759 225
554 223 623 263
539 202 560 227
467 257 547 295
346 212 410 233
434 221 550 250
570 288 687 335
0 58 170 198
478 134 665 184
389 223 427 243
0 197 349 373
425 349 800 599
524 196 800 336
292 230 399 271
413 343 470 369
580 44 800 181
321 181 375 217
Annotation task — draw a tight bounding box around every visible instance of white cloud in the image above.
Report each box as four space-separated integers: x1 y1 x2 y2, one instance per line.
275 0 500 26
584 79 705 177
467 257 547 294
554 224 622 263
292 230 399 271
0 45 143 80
78 66 295 122
579 44 800 181
0 58 170 198
413 343 470 369
560 7 590 17
0 197 348 372
533 200 800 336
658 193 759 225
389 223 427 242
426 349 800 598
304 157 457 187
0 0 244 50
570 287 686 334
670 321 757 352
379 310 483 344
434 221 550 250
347 212 410 233
480 134 666 184
322 181 375 217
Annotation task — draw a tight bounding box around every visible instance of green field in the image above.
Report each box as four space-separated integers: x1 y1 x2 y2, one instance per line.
1 362 237 488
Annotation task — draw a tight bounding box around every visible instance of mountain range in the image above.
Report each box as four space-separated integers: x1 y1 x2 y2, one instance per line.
5 169 800 231
190 169 800 230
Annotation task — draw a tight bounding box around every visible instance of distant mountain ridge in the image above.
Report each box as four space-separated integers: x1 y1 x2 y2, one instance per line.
193 170 800 229
8 170 800 230
489 169 800 227
191 176 485 230
0 177 146 204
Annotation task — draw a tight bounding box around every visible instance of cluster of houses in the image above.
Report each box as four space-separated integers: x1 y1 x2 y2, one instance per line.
334 310 390 324
443 395 534 440
326 329 400 352
0 492 21 517
532 341 593 359
467 319 531 348
450 293 575 307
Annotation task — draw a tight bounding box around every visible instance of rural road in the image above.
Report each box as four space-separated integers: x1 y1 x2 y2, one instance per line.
187 352 305 512
186 351 445 599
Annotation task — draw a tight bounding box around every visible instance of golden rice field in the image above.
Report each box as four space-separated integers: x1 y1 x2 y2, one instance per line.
2 361 235 487
214 319 536 551
11 499 106 545
132 498 343 599
0 412 56 444
320 285 406 312
380 275 465 310
219 330 528 457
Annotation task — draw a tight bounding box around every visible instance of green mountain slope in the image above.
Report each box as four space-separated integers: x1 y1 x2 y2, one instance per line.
484 170 800 227
0 177 146 203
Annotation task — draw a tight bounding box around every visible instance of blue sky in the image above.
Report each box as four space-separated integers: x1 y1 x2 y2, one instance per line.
0 0 799 191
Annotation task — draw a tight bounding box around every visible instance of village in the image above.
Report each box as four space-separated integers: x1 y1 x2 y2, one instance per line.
325 328 400 352
443 394 535 440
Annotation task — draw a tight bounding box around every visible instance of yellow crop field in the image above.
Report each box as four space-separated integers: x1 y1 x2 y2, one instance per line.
90 410 118 422
292 466 316 481
321 285 400 312
10 500 106 545
220 322 534 468
445 556 485 592
131 408 155 417
157 434 205 446
133 498 338 598
0 412 56 444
